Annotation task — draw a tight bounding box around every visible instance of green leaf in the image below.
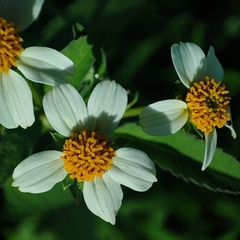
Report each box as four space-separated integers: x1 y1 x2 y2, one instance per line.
68 180 83 205
113 123 240 194
4 178 72 220
62 175 74 191
126 92 139 110
73 23 86 38
43 132 67 152
112 137 129 149
123 107 142 118
94 48 109 79
0 118 42 187
77 181 84 192
61 29 105 89
50 132 66 142
78 66 96 100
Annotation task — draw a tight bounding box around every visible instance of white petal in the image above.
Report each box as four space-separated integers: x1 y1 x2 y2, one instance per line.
87 80 127 134
201 129 217 171
139 99 188 136
0 70 34 129
83 173 123 225
225 123 237 139
43 84 88 137
12 150 67 193
108 148 157 192
224 106 237 139
171 42 207 88
17 47 75 86
206 46 224 82
0 0 44 31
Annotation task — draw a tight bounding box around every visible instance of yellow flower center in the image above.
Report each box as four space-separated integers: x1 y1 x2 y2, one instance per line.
61 128 116 182
185 76 231 134
0 17 23 73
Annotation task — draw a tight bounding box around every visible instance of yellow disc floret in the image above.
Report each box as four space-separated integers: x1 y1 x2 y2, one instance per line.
0 17 23 73
61 128 116 182
185 77 231 134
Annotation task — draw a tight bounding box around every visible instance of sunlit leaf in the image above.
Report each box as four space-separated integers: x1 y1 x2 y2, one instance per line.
61 28 105 89
113 123 240 194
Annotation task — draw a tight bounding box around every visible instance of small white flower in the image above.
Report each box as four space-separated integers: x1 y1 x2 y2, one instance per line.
0 0 75 129
12 80 157 225
140 42 236 171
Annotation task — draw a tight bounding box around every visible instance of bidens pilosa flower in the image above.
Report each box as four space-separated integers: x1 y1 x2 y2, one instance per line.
12 80 157 225
139 42 236 171
0 0 75 129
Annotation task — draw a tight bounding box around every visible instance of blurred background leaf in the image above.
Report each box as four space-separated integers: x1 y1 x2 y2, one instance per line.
0 116 42 188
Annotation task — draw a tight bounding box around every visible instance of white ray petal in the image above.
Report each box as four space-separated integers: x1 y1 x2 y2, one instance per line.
17 47 75 86
108 148 157 191
12 150 66 193
83 173 123 225
43 84 87 137
224 123 237 139
224 106 237 139
202 129 217 171
171 42 207 88
0 70 34 129
87 80 127 134
139 99 188 135
206 46 224 82
0 0 44 31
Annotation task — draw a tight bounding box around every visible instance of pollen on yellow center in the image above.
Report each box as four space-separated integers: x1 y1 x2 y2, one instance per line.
61 128 116 182
0 17 24 73
185 76 231 134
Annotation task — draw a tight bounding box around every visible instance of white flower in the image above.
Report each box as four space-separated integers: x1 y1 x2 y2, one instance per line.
12 80 157 225
0 0 75 129
139 42 236 171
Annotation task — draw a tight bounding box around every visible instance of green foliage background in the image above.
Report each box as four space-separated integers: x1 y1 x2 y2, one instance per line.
2 0 240 239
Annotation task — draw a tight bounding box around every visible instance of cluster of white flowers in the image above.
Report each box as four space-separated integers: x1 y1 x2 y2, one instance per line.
2 0 236 225
2 0 157 224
